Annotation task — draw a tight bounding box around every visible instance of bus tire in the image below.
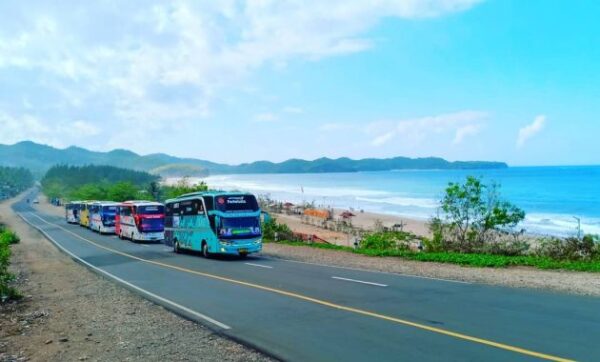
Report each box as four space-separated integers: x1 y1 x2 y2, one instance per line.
173 240 180 254
202 242 210 258
131 233 136 243
239 252 248 259
118 231 123 240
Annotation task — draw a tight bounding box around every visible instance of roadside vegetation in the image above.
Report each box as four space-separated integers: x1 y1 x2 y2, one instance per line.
264 176 600 272
0 224 21 302
0 166 34 201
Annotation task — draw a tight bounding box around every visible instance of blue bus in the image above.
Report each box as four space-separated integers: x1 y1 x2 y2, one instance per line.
164 191 262 257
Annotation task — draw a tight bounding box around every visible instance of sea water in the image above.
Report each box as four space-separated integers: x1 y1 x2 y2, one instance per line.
201 166 600 237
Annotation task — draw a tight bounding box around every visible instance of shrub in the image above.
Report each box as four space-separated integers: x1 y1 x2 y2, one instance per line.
360 231 414 251
262 218 294 242
536 235 600 261
0 228 21 302
0 230 20 245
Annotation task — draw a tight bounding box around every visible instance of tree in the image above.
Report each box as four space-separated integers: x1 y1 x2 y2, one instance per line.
107 182 141 202
161 177 208 200
432 176 525 252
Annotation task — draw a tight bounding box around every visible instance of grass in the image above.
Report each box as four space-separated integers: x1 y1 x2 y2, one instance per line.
265 240 600 272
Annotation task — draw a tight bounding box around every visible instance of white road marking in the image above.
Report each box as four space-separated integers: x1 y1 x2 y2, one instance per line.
140 244 149 247
332 276 388 287
244 263 273 269
265 257 471 284
18 212 231 330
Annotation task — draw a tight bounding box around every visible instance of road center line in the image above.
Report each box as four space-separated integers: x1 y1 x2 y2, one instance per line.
244 262 273 269
332 276 388 287
23 211 573 362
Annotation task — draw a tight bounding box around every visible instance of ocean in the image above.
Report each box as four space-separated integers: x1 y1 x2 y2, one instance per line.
200 166 600 237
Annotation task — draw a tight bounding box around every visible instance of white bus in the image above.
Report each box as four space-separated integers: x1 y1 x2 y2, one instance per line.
65 201 82 224
89 201 120 234
116 200 165 242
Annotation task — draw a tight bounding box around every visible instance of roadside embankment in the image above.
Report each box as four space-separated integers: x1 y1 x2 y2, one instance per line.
262 242 600 296
0 194 272 362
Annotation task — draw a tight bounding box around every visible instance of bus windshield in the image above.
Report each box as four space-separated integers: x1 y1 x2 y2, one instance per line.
103 206 118 213
137 205 165 215
215 195 259 213
219 217 261 239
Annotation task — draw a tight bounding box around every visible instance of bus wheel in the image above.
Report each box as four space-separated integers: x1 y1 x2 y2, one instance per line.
202 242 210 258
118 231 123 240
131 233 135 243
239 252 248 259
173 240 180 254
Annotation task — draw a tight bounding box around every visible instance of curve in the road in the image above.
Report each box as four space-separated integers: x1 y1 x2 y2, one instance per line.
22 211 574 362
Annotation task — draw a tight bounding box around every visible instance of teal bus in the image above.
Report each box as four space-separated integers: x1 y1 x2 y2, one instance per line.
164 191 262 257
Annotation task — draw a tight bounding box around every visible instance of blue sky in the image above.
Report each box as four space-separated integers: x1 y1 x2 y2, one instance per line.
0 0 599 166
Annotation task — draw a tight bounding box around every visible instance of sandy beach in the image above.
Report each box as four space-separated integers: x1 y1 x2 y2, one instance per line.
269 206 431 246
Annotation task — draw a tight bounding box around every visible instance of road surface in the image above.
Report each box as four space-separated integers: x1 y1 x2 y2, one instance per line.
12 192 600 361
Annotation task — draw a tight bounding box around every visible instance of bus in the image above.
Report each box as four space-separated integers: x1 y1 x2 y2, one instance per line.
165 191 262 257
89 201 119 234
78 201 96 228
65 201 82 224
116 201 165 242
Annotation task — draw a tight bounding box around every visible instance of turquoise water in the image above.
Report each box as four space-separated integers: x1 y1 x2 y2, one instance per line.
204 166 600 236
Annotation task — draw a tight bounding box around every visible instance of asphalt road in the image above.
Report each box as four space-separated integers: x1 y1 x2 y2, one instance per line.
12 192 600 361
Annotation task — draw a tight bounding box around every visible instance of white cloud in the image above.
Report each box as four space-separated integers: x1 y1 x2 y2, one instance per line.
0 0 482 136
67 121 101 137
0 111 100 147
517 115 546 148
370 110 488 146
253 112 279 123
453 123 482 144
283 106 303 114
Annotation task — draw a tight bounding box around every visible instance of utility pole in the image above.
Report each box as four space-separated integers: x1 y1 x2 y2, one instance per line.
573 216 582 240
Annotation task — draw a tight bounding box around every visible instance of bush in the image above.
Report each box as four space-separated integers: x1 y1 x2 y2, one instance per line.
360 231 414 251
0 227 21 302
0 229 20 245
262 218 294 242
536 235 599 261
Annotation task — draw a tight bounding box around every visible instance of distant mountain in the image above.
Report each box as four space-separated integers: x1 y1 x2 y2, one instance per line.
0 141 508 178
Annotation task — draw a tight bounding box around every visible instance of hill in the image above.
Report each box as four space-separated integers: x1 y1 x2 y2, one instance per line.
0 141 508 177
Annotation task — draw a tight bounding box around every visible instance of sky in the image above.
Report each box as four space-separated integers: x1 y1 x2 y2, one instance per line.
0 0 599 166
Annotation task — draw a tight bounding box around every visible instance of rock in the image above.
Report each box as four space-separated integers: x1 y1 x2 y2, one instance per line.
58 337 68 342
44 339 53 344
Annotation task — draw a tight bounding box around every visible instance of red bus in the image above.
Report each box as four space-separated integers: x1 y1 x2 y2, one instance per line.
115 200 165 242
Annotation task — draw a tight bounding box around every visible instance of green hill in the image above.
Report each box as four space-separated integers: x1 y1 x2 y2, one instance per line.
0 141 508 177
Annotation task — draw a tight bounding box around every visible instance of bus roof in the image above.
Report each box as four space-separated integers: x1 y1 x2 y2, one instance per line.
120 200 163 206
91 201 120 206
165 191 254 204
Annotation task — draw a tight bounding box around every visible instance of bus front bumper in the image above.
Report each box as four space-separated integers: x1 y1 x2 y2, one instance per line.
217 239 262 255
